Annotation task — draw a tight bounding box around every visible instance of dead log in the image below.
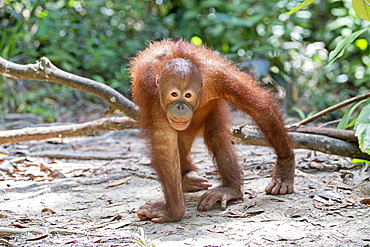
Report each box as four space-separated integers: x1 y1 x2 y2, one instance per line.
294 126 357 142
0 117 139 145
233 126 370 160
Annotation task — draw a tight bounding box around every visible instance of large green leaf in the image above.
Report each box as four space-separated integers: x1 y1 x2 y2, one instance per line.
328 28 370 66
355 104 370 155
286 0 317 15
337 99 368 129
352 0 370 21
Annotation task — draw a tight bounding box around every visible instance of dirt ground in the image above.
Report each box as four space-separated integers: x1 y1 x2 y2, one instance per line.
0 114 370 247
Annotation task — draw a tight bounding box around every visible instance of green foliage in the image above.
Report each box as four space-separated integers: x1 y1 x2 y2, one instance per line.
352 158 370 164
352 0 370 21
285 107 316 123
355 103 370 155
287 1 370 155
324 0 370 66
337 99 367 129
328 28 370 66
293 107 307 120
133 228 155 247
0 0 370 122
286 0 317 15
289 0 370 22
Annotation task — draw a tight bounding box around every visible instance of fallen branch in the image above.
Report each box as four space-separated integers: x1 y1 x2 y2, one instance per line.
0 227 43 236
233 126 370 160
29 151 139 160
1 117 368 160
0 117 139 145
294 126 357 142
0 57 139 120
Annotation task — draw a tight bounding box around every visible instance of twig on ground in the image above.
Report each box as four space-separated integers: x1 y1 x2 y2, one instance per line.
29 151 139 160
0 227 43 236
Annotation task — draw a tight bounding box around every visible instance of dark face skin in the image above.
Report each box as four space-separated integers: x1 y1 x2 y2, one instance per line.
159 58 202 131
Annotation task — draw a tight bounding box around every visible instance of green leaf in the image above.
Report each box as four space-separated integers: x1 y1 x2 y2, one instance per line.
292 107 306 120
36 9 49 19
307 111 317 118
328 28 370 66
285 117 301 123
200 0 224 8
355 124 370 154
352 0 370 21
352 158 370 164
92 75 105 83
355 103 370 155
337 99 368 129
355 103 370 128
347 117 358 129
286 0 317 15
215 13 264 27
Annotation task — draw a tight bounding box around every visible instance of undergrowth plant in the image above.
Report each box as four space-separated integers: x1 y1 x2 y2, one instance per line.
288 0 370 157
133 228 156 247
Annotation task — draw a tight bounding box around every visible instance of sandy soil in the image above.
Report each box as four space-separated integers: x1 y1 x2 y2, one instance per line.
0 121 370 246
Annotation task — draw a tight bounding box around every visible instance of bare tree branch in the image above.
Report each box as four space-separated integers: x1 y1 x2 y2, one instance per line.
295 92 370 126
294 126 357 142
0 117 139 145
0 56 139 120
233 126 370 160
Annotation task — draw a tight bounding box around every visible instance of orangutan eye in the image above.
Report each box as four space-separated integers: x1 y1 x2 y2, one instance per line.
171 92 178 97
185 93 192 98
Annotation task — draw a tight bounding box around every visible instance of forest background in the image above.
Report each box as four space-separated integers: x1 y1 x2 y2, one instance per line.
0 0 369 124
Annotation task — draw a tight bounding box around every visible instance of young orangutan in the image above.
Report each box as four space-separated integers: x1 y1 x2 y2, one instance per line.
130 40 295 222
